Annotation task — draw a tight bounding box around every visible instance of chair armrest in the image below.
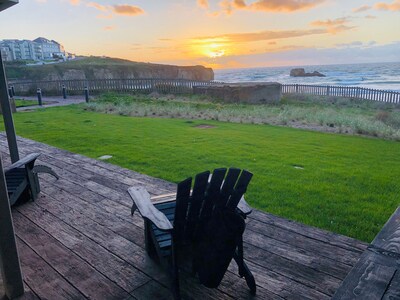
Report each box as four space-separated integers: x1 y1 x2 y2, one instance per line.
5 153 41 172
237 196 252 216
128 187 173 231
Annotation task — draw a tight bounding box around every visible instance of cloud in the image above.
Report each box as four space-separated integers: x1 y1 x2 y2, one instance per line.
365 14 377 18
374 0 400 11
87 2 107 11
217 0 325 14
230 0 325 12
70 0 80 5
194 28 326 44
220 0 234 14
197 0 209 9
335 41 363 48
87 2 145 18
310 17 349 27
352 5 371 12
310 17 355 34
112 5 144 16
103 26 116 31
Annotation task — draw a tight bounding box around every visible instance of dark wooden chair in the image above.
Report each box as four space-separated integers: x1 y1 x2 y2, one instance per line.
4 153 59 206
128 168 256 299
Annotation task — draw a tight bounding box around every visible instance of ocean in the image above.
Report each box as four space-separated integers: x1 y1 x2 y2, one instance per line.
214 62 400 92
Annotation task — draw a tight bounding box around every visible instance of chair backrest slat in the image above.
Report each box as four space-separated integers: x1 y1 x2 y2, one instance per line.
227 170 253 210
174 177 192 241
217 168 241 209
174 168 253 244
200 168 227 218
185 170 210 240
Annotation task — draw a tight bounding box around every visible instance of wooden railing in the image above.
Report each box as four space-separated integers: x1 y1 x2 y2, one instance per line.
9 78 221 96
8 79 400 104
281 84 400 103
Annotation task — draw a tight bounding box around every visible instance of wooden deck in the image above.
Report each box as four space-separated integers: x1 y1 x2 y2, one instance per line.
0 134 368 299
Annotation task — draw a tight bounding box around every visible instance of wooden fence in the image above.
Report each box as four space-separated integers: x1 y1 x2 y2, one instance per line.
9 78 221 96
281 84 400 103
8 79 400 104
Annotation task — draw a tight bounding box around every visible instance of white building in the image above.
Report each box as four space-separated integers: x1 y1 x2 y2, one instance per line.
33 37 65 59
0 37 65 61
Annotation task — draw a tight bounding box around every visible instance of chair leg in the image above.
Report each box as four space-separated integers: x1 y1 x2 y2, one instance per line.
144 220 157 260
233 238 257 295
171 238 181 300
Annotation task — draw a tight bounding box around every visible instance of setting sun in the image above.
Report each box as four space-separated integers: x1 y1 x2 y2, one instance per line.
205 43 226 58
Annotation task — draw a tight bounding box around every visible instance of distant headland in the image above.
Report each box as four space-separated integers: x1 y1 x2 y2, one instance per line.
5 56 214 82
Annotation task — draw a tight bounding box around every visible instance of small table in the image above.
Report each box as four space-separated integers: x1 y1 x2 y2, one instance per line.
332 206 400 299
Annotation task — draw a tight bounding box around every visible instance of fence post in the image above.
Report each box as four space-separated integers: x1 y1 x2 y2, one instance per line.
8 87 13 98
11 85 15 97
327 86 330 96
295 84 299 93
84 87 89 103
37 88 42 106
62 85 67 99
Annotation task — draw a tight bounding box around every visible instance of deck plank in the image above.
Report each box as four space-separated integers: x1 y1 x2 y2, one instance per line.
16 203 151 293
0 134 367 299
16 237 84 300
13 212 130 300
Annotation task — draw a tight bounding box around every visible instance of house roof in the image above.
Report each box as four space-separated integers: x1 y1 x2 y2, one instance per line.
0 0 18 12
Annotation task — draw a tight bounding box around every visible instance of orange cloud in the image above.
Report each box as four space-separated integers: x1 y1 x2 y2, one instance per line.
195 28 326 43
87 2 107 11
311 17 349 26
103 26 116 31
70 0 80 5
220 0 234 14
311 17 355 34
231 0 325 12
87 2 145 17
352 5 371 12
197 0 209 9
113 5 144 16
374 0 400 11
365 14 377 18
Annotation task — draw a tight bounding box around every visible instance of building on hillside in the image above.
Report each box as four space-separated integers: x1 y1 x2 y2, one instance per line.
0 37 66 61
33 37 65 59
0 44 12 61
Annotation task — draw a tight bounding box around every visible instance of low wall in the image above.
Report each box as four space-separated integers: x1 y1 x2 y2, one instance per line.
193 82 282 104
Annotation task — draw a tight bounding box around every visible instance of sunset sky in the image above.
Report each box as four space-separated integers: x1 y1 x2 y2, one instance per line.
0 0 399 69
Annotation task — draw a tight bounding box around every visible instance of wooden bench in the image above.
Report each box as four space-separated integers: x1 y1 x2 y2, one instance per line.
332 206 400 299
4 153 58 206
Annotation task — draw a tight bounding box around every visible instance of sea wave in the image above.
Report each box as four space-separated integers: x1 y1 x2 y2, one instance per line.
215 62 400 91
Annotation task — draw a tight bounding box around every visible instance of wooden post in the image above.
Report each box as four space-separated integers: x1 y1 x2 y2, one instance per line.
37 88 42 106
62 85 67 99
0 48 19 163
84 87 89 103
0 155 25 299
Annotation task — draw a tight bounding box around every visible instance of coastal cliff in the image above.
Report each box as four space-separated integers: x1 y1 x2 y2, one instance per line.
6 57 214 82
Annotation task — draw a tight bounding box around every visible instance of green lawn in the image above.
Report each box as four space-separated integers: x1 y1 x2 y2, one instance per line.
5 104 400 242
14 99 39 108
